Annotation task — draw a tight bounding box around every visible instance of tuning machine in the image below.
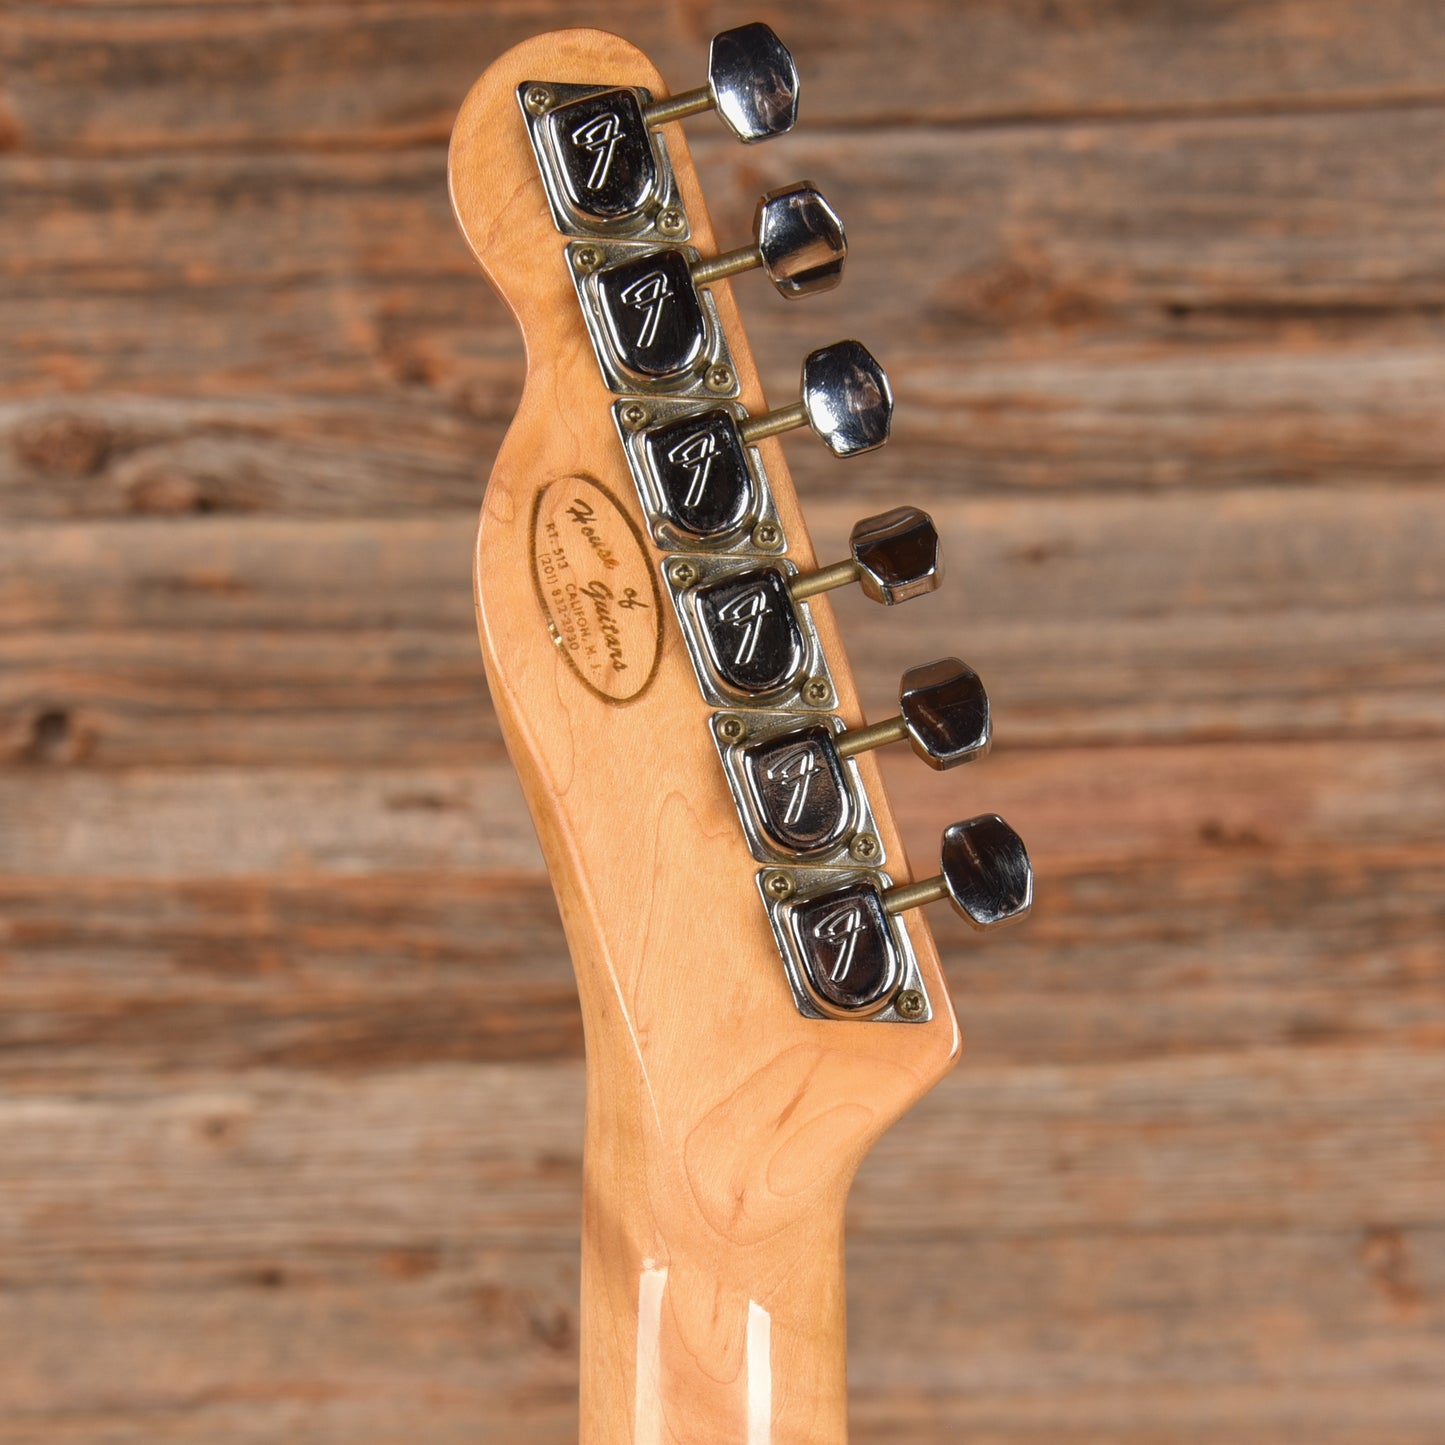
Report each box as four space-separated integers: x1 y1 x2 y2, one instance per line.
641 23 798 143
757 860 932 1025
616 343 897 546
835 658 987 768
577 189 847 391
789 505 939 604
716 660 989 862
883 816 1034 930
665 506 939 704
521 23 797 239
741 340 892 456
760 817 1032 1023
689 181 846 299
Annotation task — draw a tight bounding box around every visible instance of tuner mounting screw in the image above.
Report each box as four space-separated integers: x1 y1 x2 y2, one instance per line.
715 714 747 743
706 363 736 394
668 559 699 588
751 521 782 550
657 207 687 237
849 832 880 862
763 870 795 901
573 245 602 273
802 677 833 707
895 988 926 1021
620 402 649 430
523 85 553 115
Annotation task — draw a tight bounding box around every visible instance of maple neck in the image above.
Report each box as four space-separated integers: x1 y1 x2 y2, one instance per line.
578 1062 850 1441
447 23 1030 1445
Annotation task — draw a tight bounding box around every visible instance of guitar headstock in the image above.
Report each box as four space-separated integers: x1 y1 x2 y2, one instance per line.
448 25 1030 1428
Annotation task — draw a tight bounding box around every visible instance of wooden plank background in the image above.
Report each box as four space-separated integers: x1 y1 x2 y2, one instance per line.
2 2 1443 1440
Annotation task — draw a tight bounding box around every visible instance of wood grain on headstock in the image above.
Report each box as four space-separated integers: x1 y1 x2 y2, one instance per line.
449 29 959 1442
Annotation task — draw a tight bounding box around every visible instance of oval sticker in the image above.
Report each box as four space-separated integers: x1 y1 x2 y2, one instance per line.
530 475 662 704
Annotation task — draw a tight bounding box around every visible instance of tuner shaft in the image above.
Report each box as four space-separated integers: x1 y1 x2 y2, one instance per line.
788 558 860 601
738 400 807 445
690 243 764 288
834 715 909 760
641 85 713 127
882 877 949 916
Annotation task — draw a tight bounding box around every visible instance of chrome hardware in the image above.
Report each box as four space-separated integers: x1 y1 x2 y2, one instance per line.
757 864 932 1023
690 182 846 299
592 247 709 382
587 185 843 386
520 25 796 239
714 710 886 864
738 341 892 457
519 81 692 241
613 398 786 551
664 553 833 709
788 506 941 606
512 27 1031 1029
541 88 659 222
719 658 987 861
641 23 798 143
834 658 989 770
744 724 852 853
883 816 1034 929
568 239 739 397
695 567 806 697
793 880 898 1012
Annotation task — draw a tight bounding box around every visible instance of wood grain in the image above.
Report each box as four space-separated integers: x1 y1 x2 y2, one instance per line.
1 2 1442 1441
449 31 963 1439
7 1 1445 154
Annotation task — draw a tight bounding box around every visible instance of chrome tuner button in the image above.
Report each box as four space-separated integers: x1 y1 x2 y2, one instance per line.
690 182 847 300
835 658 990 771
642 23 799 143
737 660 986 858
738 341 893 457
591 184 846 384
883 816 1034 930
788 506 941 607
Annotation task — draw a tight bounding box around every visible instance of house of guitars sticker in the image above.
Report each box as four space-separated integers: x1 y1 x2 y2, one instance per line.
530 475 662 704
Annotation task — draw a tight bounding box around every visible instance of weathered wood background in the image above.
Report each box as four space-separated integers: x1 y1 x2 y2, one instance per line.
3 2 1444 1440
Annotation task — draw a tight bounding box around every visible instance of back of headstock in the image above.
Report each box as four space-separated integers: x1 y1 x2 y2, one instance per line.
448 25 1031 1441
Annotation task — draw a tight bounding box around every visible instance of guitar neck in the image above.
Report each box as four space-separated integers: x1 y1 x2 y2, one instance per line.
449 22 1030 1443
578 1058 850 1440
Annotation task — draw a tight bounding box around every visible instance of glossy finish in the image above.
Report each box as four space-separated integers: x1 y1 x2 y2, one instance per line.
941 814 1035 928
695 566 807 697
791 879 901 1013
851 504 941 602
899 657 991 768
643 406 754 540
451 28 958 1445
801 339 893 456
545 87 657 221
756 181 847 297
593 247 708 381
743 723 853 855
709 22 799 142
